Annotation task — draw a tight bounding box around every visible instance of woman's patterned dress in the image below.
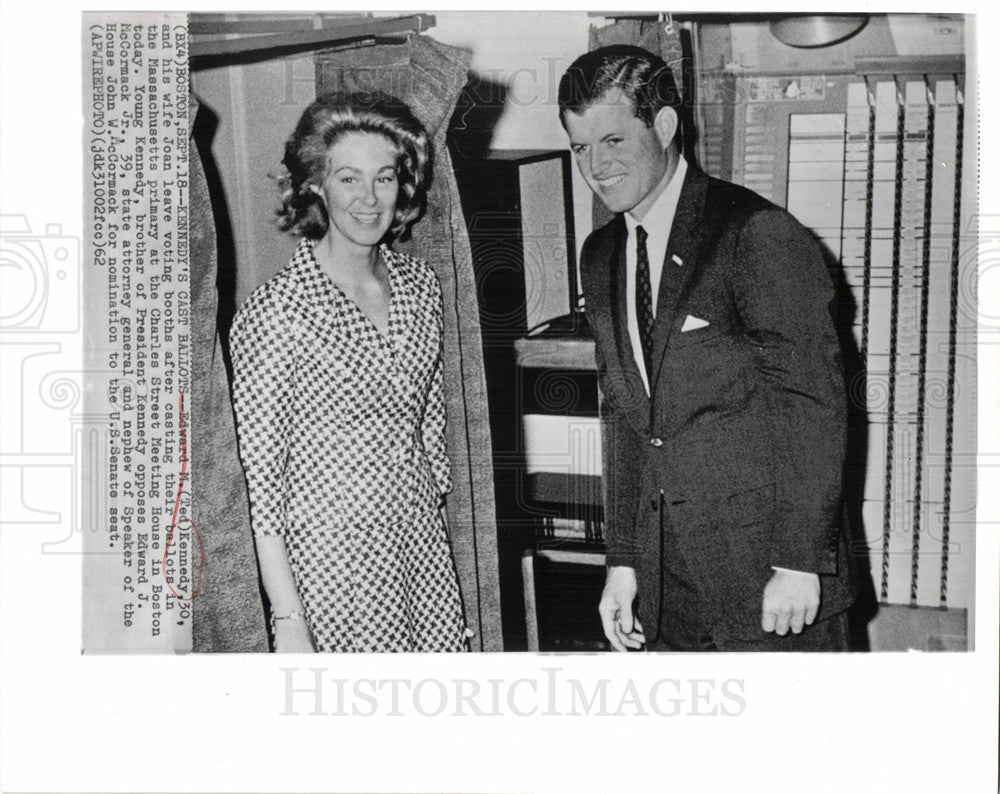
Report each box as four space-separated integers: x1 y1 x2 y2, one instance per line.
231 238 466 652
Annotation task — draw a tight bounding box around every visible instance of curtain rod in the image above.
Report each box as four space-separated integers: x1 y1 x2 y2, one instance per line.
190 14 373 37
190 14 435 60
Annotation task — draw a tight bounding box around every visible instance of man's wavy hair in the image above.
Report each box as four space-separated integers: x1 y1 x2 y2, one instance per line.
277 90 432 241
558 45 684 149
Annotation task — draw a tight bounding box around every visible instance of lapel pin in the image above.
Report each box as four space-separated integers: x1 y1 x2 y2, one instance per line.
671 253 684 266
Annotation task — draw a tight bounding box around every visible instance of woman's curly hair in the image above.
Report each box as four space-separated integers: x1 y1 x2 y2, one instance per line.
277 90 432 241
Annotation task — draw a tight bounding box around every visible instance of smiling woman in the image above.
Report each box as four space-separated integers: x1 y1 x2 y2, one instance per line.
277 91 430 244
229 91 467 653
317 133 401 247
309 132 401 334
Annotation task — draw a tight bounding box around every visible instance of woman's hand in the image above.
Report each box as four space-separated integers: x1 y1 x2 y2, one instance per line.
273 615 315 653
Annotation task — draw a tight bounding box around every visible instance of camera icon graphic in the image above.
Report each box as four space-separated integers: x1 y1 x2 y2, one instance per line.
0 214 81 334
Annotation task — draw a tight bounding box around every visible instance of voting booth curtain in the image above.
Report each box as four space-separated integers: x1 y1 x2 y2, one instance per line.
188 94 269 651
189 34 503 651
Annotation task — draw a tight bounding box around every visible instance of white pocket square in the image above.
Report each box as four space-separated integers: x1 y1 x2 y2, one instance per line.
681 315 710 332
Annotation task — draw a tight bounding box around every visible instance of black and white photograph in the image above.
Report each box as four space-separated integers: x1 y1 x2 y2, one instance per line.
83 9 976 654
1 4 997 792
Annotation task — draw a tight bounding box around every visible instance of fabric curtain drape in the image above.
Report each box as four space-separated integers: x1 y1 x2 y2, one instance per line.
189 35 503 651
189 95 269 652
315 34 502 651
588 18 684 75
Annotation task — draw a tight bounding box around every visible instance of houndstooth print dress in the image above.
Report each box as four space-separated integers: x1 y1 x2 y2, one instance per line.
230 238 467 652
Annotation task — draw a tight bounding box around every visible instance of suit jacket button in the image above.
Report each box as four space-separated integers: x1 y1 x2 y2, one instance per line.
650 499 658 511
650 437 663 447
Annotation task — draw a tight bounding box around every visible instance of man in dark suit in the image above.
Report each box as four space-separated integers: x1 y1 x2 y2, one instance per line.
558 45 856 651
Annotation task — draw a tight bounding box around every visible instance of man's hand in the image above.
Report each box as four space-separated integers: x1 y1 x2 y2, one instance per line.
761 568 821 635
599 566 646 651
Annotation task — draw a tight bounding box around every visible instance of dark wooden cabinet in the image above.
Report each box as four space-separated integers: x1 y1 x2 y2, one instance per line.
454 150 597 650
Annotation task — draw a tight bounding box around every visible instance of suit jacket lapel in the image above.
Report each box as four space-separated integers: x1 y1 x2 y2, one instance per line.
608 217 632 380
648 166 710 390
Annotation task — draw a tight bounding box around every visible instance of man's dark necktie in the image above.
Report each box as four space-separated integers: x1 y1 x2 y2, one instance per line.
635 225 655 384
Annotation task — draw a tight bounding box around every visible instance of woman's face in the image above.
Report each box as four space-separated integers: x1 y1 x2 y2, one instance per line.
318 131 400 250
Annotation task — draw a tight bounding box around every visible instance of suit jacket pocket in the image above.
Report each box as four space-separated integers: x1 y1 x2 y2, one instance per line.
669 323 726 349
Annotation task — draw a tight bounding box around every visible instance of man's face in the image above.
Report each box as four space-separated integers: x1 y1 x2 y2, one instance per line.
563 88 670 220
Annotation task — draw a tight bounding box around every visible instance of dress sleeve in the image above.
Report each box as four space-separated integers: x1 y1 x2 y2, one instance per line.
230 284 296 539
420 272 453 498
